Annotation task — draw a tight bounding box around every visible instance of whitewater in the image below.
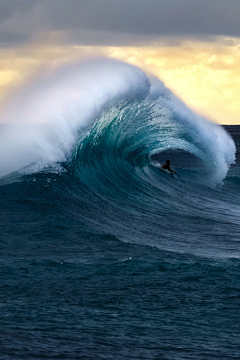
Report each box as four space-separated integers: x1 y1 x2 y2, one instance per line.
0 59 240 360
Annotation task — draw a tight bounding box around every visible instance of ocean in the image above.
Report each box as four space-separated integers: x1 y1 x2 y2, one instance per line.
0 59 240 360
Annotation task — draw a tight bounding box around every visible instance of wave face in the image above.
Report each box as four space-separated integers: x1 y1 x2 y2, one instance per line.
1 59 240 359
71 96 238 257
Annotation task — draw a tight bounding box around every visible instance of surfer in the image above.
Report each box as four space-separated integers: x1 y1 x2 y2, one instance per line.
161 160 177 174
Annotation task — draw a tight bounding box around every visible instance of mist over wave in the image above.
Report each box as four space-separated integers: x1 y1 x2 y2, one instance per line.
0 59 149 176
0 58 235 184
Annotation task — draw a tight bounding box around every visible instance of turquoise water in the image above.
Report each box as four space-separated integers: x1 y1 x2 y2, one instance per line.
0 60 240 359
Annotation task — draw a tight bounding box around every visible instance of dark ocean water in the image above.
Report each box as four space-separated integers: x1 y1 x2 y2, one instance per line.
0 60 240 359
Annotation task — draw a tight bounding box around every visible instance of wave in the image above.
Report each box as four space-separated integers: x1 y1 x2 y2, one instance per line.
0 58 239 257
0 58 235 183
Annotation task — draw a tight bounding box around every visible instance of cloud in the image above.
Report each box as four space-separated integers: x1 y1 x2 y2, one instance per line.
0 31 30 47
1 0 240 46
43 0 240 37
0 0 38 22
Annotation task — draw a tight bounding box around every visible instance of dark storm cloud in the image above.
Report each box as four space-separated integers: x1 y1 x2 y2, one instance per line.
40 0 240 38
0 0 38 22
1 0 240 46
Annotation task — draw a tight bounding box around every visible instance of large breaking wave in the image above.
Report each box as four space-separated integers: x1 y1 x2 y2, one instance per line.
0 58 235 184
0 58 239 257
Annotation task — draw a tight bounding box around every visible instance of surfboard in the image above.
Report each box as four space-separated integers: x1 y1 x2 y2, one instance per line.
150 161 177 177
160 168 177 177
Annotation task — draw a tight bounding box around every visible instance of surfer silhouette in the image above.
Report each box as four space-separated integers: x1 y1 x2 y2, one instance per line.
161 160 177 174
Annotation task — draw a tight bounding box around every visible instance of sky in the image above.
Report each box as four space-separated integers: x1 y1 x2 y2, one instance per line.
0 0 239 124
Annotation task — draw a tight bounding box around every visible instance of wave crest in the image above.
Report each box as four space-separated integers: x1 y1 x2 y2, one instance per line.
0 58 235 185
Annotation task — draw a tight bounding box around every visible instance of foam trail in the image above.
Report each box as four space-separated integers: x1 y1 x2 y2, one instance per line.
0 59 150 177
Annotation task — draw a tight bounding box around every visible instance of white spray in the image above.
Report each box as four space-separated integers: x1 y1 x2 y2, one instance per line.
0 59 150 177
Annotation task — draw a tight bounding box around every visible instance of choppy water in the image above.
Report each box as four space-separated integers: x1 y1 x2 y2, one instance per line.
0 60 240 359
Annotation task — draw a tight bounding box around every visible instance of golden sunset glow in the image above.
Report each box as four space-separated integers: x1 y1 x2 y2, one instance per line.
0 37 239 124
107 40 240 125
